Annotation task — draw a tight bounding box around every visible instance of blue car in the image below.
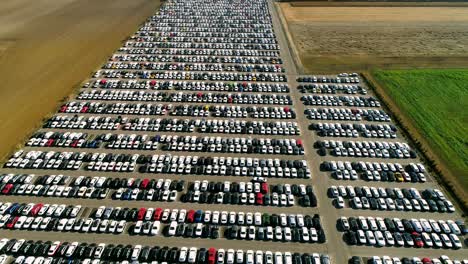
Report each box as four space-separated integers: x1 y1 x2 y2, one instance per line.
194 210 203 223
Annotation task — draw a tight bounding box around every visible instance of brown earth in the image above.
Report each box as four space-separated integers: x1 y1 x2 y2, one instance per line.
278 2 468 73
0 0 160 162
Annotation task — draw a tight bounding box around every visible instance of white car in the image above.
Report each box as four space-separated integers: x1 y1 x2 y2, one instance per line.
179 247 188 263
167 221 177 236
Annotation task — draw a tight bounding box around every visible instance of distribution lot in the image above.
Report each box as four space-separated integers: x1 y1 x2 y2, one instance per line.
296 74 467 262
277 2 468 73
0 0 466 263
0 0 161 162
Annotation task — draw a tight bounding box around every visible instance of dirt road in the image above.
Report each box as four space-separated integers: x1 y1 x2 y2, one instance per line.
0 0 160 161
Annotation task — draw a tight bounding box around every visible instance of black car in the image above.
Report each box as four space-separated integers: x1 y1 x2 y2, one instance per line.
228 225 238 239
348 256 361 264
211 226 219 239
168 247 178 263
257 227 265 240
346 231 357 245
185 224 194 237
197 248 207 264
176 224 185 236
293 253 303 264
148 246 160 261
349 217 359 231
139 246 151 262
158 246 169 261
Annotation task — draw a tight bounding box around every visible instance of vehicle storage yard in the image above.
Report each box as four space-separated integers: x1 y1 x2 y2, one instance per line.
0 0 466 264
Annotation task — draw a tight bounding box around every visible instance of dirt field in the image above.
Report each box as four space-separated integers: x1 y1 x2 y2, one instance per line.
0 0 160 162
277 2 468 73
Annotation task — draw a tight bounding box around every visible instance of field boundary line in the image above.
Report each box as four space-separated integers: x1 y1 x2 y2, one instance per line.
289 1 468 7
274 3 305 74
362 71 468 214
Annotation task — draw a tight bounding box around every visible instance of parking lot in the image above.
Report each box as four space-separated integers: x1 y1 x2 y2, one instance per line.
0 0 466 263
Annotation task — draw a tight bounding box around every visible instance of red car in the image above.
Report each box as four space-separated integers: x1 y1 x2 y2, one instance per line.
422 258 433 264
70 140 79 147
153 208 163 221
6 216 19 229
187 210 196 223
207 248 216 264
140 179 149 189
30 204 43 216
137 208 146 221
412 232 424 248
261 183 268 194
46 139 54 147
297 139 303 146
2 184 13 194
256 193 264 205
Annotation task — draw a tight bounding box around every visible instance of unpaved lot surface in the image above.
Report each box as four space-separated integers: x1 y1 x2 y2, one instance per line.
0 0 160 161
278 2 468 73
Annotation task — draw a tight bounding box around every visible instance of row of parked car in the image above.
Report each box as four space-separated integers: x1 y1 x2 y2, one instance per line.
330 185 454 210
342 226 462 249
321 160 428 182
0 182 109 200
339 216 465 235
91 206 321 230
224 224 324 243
298 83 366 95
93 70 287 83
310 122 397 139
0 173 184 200
77 91 294 105
1 213 127 235
73 176 184 191
7 148 312 176
59 102 296 120
301 95 380 108
305 108 390 122
113 188 178 202
1 236 332 264
0 203 81 219
351 255 467 264
182 190 311 207
28 131 304 155
112 52 281 62
27 132 89 148
317 139 415 159
297 74 359 84
103 61 284 73
124 41 279 51
0 174 35 185
119 45 281 56
44 115 302 135
142 154 310 177
86 79 289 93
4 150 138 172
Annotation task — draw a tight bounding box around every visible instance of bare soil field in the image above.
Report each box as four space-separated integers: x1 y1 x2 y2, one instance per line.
278 2 468 73
0 0 160 161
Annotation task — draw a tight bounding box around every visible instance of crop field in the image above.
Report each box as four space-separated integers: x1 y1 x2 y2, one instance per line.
0 0 160 162
371 69 468 202
277 2 468 73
